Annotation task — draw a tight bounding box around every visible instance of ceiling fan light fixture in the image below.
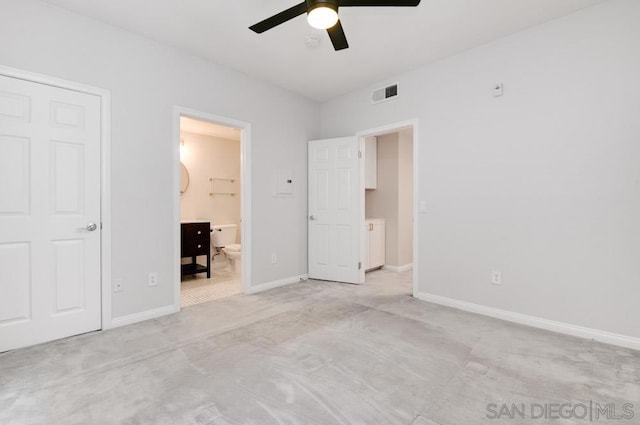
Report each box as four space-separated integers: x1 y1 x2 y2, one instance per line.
249 0 421 51
307 5 339 30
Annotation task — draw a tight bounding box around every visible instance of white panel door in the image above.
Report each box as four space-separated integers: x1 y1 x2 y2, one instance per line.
0 75 101 352
308 137 363 284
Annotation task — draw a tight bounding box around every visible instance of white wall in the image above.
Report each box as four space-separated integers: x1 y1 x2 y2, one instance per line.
0 0 319 320
180 131 241 234
321 0 640 339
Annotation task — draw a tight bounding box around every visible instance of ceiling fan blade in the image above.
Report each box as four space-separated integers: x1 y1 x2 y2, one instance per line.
327 20 349 51
249 2 308 33
339 0 420 6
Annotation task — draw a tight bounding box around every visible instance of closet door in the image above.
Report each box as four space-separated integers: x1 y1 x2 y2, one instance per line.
0 74 102 352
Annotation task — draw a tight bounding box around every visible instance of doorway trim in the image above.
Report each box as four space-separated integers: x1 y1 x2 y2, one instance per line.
0 65 113 329
356 119 419 297
172 106 252 310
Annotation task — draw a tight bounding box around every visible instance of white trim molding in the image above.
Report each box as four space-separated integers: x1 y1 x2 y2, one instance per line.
383 263 413 273
0 65 114 331
246 274 308 295
415 292 640 351
110 305 179 329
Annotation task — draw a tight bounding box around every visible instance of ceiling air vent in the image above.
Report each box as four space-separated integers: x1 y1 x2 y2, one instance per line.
371 83 399 104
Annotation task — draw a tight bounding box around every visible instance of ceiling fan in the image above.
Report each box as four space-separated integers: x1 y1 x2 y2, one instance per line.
249 0 422 51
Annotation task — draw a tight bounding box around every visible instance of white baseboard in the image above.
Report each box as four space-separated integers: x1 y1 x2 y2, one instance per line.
415 292 640 351
109 304 179 329
107 274 308 328
383 263 413 273
246 274 308 295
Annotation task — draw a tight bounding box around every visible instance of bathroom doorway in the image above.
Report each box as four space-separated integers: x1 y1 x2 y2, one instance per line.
174 108 251 308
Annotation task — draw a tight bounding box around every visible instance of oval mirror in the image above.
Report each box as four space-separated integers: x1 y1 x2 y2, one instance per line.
180 162 190 195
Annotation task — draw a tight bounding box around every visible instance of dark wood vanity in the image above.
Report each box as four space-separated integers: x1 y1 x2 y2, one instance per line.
181 222 211 278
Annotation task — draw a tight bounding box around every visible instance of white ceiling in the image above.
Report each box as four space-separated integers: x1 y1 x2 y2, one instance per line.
181 117 241 141
42 0 605 102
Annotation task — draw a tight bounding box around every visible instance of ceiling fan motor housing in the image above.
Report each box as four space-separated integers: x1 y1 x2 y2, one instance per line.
306 0 339 14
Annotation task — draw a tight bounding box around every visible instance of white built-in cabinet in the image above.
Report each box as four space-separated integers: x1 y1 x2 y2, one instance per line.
365 137 377 189
365 219 385 271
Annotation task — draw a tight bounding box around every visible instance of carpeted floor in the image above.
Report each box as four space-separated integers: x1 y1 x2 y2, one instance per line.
1 269 638 425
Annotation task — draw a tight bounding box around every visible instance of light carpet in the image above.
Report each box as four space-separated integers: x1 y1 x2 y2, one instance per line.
1 270 638 425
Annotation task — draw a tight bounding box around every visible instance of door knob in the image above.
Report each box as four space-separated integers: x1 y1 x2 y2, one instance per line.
79 223 98 232
309 215 316 221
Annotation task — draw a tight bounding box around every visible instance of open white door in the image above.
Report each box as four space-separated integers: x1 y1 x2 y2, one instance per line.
308 137 364 284
0 75 102 352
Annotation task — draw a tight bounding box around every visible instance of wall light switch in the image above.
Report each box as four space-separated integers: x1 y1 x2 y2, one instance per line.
491 270 502 286
148 272 158 287
419 201 428 213
114 278 124 293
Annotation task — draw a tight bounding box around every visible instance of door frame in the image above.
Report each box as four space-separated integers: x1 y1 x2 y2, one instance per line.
0 65 113 329
172 106 252 308
356 119 419 297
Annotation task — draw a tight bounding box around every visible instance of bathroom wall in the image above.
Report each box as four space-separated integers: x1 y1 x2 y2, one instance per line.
397 129 414 267
365 129 413 268
180 131 241 243
366 134 399 265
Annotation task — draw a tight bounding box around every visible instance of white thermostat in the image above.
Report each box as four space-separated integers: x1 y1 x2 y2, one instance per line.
274 168 294 197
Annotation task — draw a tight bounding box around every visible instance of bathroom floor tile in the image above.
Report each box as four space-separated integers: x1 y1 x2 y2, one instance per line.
181 269 242 307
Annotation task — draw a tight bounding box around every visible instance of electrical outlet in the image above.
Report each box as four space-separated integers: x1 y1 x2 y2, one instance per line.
148 272 158 287
491 270 503 286
271 252 277 264
113 278 123 293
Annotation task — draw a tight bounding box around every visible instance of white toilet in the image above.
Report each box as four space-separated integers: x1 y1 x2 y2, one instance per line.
211 224 241 274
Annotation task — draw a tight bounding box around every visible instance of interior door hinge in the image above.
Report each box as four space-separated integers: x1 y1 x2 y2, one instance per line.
358 261 362 270
358 150 362 159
